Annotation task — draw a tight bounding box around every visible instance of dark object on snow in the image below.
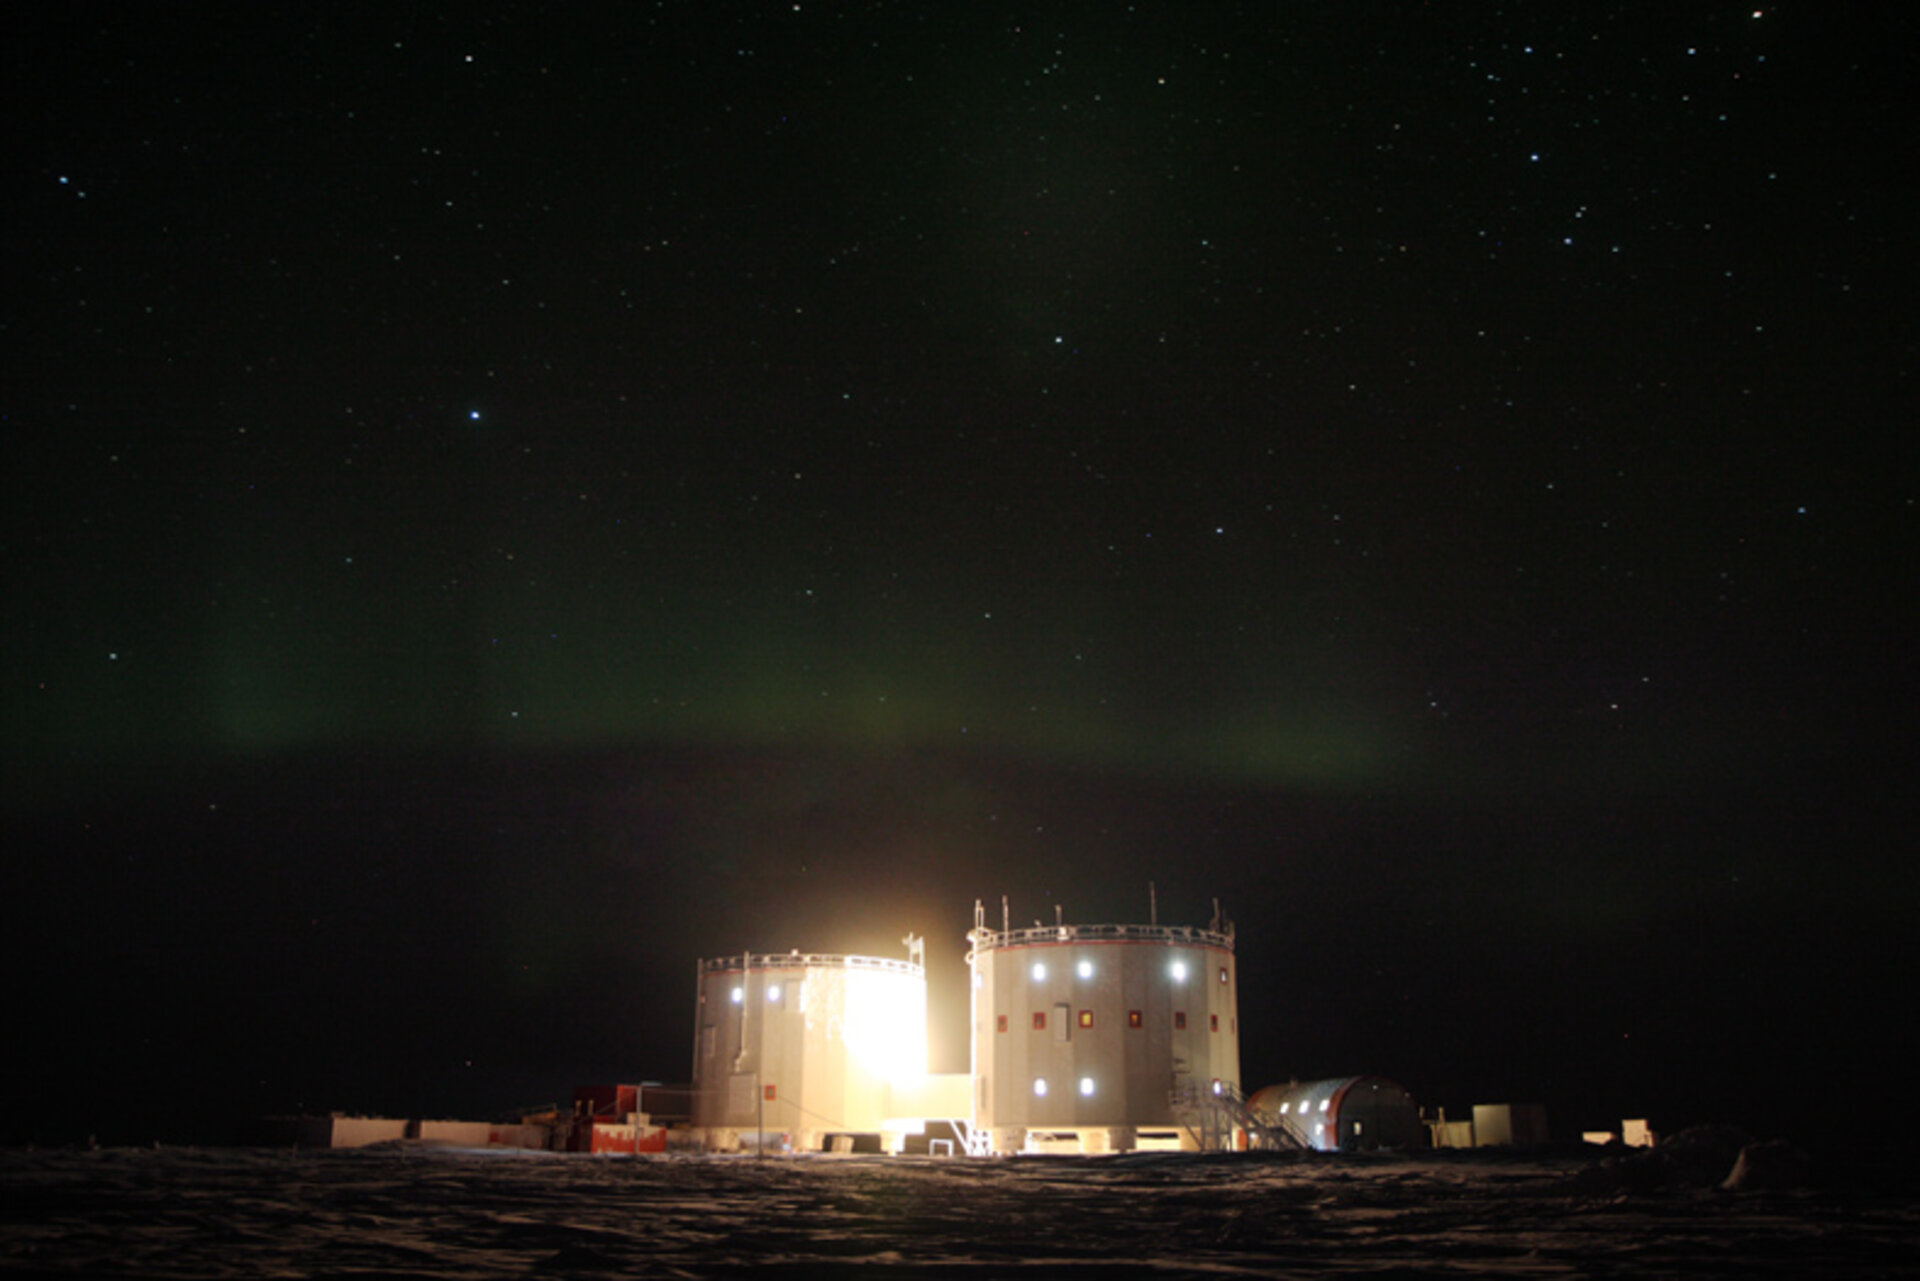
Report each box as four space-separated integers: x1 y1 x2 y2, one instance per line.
1722 1139 1813 1191
1570 1124 1756 1195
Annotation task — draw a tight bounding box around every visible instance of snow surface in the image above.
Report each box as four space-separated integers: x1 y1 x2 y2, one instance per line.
2 1145 1915 1278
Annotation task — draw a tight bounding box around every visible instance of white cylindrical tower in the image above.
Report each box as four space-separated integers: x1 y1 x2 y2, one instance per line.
966 908 1241 1154
690 950 927 1153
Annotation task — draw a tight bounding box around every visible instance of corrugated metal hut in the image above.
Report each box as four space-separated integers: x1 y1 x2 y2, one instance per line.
1247 1075 1423 1151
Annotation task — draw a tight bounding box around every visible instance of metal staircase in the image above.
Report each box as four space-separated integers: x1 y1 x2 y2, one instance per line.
1169 1081 1308 1152
952 1118 995 1157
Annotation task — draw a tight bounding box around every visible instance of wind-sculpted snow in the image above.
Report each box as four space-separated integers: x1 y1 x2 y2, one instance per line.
2 1146 1914 1277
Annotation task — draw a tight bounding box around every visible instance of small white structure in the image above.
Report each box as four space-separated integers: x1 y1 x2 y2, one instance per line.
1471 1102 1550 1147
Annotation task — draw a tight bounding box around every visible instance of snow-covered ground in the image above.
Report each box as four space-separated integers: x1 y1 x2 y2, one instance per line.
3 1145 1914 1277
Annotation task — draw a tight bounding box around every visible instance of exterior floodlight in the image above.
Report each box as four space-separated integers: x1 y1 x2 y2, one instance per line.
730 987 744 1003
1033 1078 1048 1097
1170 960 1188 981
1031 962 1047 981
767 984 782 1002
1077 960 1093 978
1079 1077 1095 1097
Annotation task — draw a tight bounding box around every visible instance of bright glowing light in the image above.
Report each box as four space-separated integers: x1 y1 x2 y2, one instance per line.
842 967 927 1084
1076 959 1093 978
1079 1077 1094 1096
1031 961 1047 981
766 984 782 1002
1170 960 1188 981
730 986 744 1003
1033 1078 1048 1096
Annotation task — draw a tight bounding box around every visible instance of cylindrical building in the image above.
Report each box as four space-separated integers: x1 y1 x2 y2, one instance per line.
966 903 1240 1154
1246 1076 1424 1152
691 950 927 1153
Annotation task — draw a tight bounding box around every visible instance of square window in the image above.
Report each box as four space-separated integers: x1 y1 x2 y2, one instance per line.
1174 1011 1187 1030
997 1014 1008 1033
1128 1010 1143 1028
1078 1009 1093 1029
1210 1013 1219 1032
1033 1011 1047 1031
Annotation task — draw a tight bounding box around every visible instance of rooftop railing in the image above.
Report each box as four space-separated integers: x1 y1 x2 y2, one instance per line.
966 921 1234 953
696 952 924 977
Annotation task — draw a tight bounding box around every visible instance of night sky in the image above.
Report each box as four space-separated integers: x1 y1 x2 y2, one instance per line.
6 4 1912 1150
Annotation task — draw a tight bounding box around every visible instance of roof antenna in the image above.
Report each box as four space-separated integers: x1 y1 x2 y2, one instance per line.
1149 881 1158 926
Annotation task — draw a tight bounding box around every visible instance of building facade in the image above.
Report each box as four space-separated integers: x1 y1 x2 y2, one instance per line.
966 904 1241 1154
690 949 930 1153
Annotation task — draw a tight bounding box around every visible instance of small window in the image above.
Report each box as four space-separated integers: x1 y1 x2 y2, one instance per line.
997 1014 1008 1033
1033 1011 1047 1031
1219 966 1229 984
1210 1013 1219 1032
1128 1009 1143 1028
1078 1009 1093 1029
1174 1011 1187 1030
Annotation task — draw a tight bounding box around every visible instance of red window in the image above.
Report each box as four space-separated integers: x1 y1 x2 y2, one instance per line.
1033 1011 1047 1031
997 1014 1008 1033
1210 1013 1219 1032
1128 1010 1143 1029
1174 1011 1187 1030
1078 1009 1093 1029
